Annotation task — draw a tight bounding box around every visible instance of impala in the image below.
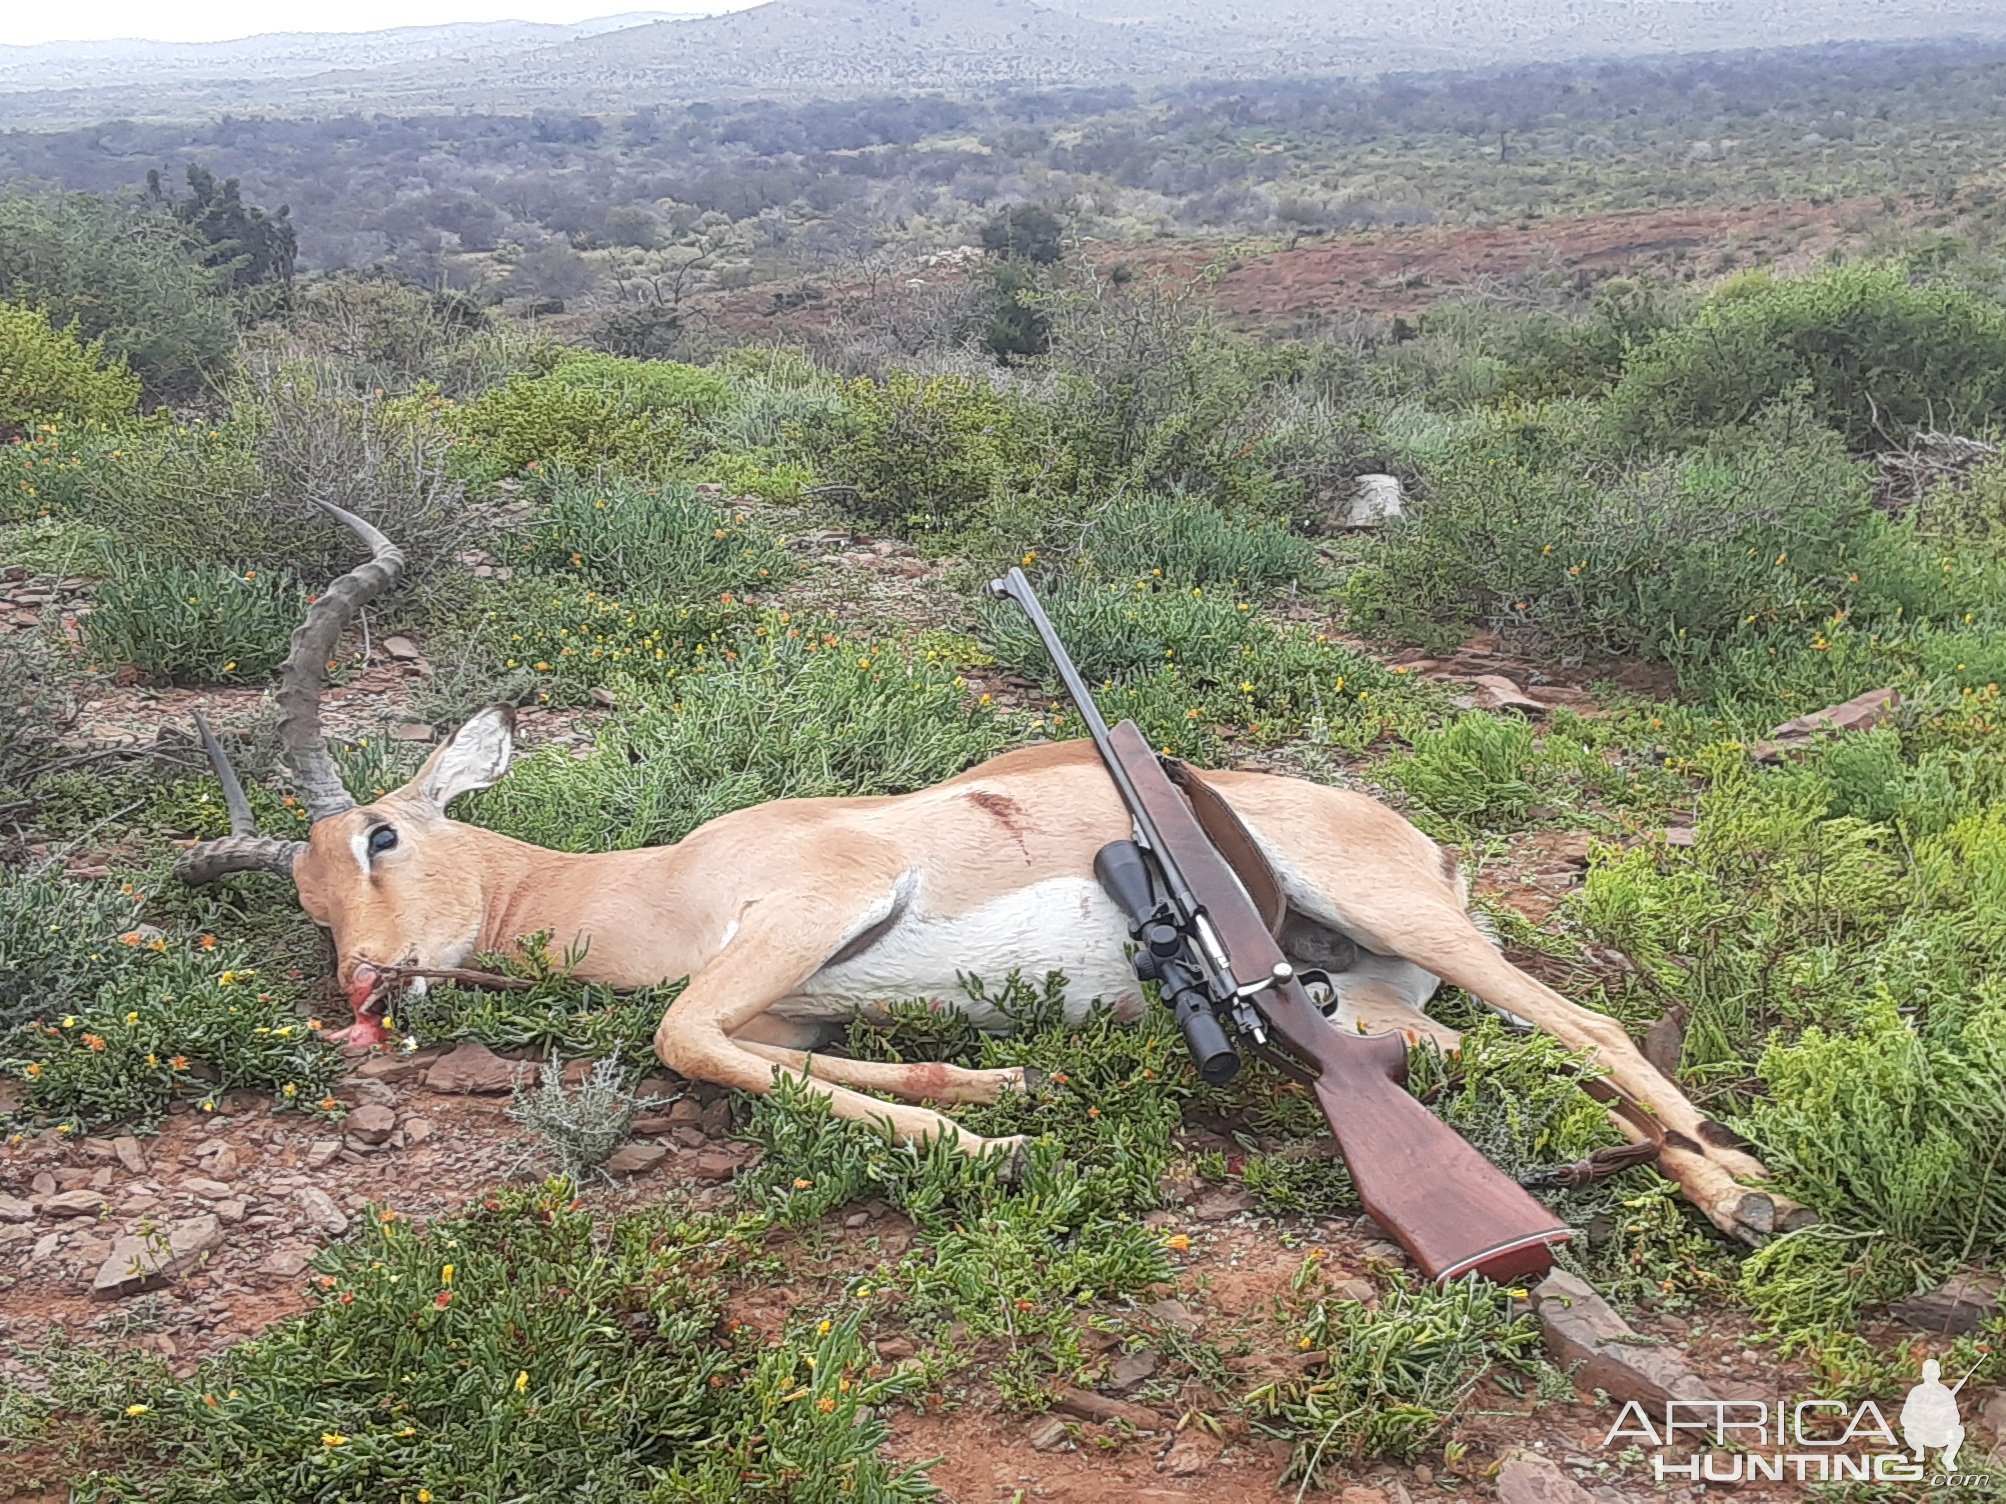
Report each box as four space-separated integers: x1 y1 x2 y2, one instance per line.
177 504 1804 1245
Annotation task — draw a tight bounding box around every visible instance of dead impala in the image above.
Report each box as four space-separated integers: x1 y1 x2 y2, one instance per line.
177 504 1804 1245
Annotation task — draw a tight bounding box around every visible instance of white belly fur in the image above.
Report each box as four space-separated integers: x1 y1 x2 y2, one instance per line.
779 875 1140 1030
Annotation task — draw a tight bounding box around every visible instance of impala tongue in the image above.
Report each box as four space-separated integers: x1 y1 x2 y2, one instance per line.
327 1012 390 1050
328 967 392 1051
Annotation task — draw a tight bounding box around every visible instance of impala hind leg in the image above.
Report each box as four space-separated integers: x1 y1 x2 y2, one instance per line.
1369 904 1810 1243
735 1042 1039 1106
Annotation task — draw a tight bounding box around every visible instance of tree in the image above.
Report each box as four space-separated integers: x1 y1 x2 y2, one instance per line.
979 260 1050 361
147 164 297 290
978 204 1065 265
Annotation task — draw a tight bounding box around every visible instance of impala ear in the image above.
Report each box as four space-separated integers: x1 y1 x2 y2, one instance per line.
413 704 516 810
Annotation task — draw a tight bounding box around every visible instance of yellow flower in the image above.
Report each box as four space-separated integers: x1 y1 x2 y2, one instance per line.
419 1493 433 1502
322 1433 348 1447
24 1062 41 1079
1165 1234 1191 1252
124 1403 151 1417
514 1370 529 1393
125 1011 139 1026
222 661 236 673
818 1319 832 1334
442 1264 455 1285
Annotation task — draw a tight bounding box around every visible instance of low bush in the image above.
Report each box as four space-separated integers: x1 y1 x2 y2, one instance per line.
78 559 306 685
511 472 794 598
0 302 141 437
1074 493 1317 590
825 371 1039 540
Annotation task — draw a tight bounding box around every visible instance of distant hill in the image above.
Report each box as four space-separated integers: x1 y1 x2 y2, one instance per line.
0 13 694 91
4 0 2006 122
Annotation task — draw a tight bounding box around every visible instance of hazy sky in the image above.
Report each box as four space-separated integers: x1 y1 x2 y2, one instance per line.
4 1 759 47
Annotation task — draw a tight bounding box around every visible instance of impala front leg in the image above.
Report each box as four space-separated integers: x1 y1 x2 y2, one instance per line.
653 919 1029 1161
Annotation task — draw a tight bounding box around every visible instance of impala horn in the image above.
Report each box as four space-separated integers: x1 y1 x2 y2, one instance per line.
175 501 406 886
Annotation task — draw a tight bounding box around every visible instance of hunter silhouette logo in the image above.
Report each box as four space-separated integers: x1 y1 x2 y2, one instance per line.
1900 1358 1969 1472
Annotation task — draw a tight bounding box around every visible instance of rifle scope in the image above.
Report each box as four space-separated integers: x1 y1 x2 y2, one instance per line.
1095 840 1242 1086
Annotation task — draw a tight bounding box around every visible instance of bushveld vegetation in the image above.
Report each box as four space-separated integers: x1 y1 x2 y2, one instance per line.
4 98 2006 1497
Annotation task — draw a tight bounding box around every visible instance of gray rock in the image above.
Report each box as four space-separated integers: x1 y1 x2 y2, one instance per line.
91 1214 223 1300
1161 1434 1219 1476
403 1118 436 1145
260 1245 314 1278
1028 1417 1070 1451
425 1041 530 1094
113 1137 147 1174
41 1189 105 1218
182 1178 234 1200
1109 1348 1161 1392
304 1140 342 1170
1532 1270 1717 1407
1496 1451 1597 1504
1891 1273 2003 1336
295 1187 350 1237
346 1105 397 1146
1340 473 1404 529
0 1194 33 1223
604 1142 668 1176
214 1199 249 1225
1192 1186 1255 1222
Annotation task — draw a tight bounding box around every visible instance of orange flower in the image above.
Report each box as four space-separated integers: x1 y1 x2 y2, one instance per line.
1165 1234 1192 1253
169 1055 189 1070
434 1290 453 1309
379 1209 399 1224
792 1178 813 1190
119 931 141 946
198 934 218 950
83 1034 107 1052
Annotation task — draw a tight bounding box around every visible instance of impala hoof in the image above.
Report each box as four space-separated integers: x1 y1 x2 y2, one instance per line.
986 1135 1034 1185
1727 1188 1818 1243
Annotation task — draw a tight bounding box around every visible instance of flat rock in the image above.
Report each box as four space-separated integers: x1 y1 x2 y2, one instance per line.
1891 1273 2003 1335
1532 1270 1715 1407
1474 674 1548 717
304 1140 343 1170
691 1146 751 1183
346 1104 397 1146
390 722 436 743
1752 687 1898 762
382 634 422 661
425 1041 530 1094
355 1046 445 1084
213 1199 249 1225
91 1214 223 1300
113 1137 147 1174
1642 1013 1685 1078
204 1146 239 1178
182 1178 234 1200
403 1117 436 1144
41 1189 105 1218
1052 1387 1166 1432
1144 1298 1200 1333
604 1142 668 1176
1192 1186 1256 1222
0 1194 32 1223
296 1187 350 1237
698 1098 735 1138
1109 1348 1160 1392
1496 1451 1597 1504
1028 1417 1070 1452
260 1245 314 1278
1161 1435 1220 1476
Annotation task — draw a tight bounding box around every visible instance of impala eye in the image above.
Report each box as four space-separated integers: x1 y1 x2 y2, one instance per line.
367 825 399 857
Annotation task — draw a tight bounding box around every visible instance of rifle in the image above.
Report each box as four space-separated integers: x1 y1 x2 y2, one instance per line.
988 567 1571 1284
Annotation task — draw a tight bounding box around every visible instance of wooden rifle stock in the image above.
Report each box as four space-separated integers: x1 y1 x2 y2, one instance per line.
1108 722 1571 1284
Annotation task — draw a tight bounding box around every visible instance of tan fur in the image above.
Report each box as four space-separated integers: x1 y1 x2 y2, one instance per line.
288 727 1795 1244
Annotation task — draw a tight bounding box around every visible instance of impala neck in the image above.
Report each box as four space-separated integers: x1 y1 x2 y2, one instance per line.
469 830 716 987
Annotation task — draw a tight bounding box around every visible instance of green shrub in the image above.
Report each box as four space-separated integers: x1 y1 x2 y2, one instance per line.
1076 493 1317 590
469 623 1010 850
1605 262 2006 452
511 473 794 597
826 372 1033 540
545 349 734 419
78 559 306 685
0 874 341 1129
1383 713 1540 827
1346 403 1933 659
0 303 141 436
438 365 697 487
67 1185 933 1502
0 189 234 403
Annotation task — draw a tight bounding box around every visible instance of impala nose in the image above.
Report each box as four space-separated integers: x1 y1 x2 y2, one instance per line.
345 963 386 1012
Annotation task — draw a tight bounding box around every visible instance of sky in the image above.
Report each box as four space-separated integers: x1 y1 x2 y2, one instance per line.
3 1 759 47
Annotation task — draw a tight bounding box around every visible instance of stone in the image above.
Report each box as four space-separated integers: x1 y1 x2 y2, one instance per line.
355 1046 445 1084
668 1098 705 1126
1052 1387 1166 1432
0 1194 32 1223
204 1146 239 1178
699 1098 735 1138
1496 1451 1597 1504
1642 1012 1685 1078
1109 1348 1160 1392
1337 1489 1389 1504
41 1189 105 1218
1340 473 1404 529
605 1142 668 1176
403 1118 436 1145
390 722 436 743
32 1232 62 1259
1028 1417 1070 1452
1532 1270 1716 1407
1752 687 1899 762
1473 674 1548 717
113 1136 147 1174
260 1245 314 1278
304 1140 343 1170
1891 1273 2003 1336
1663 826 1697 848
214 1199 249 1225
1328 1277 1375 1303
1981 1390 2006 1458
182 1178 234 1200
1161 1435 1220 1476
1192 1186 1256 1222
91 1214 223 1300
31 1172 56 1197
1145 1298 1200 1333
691 1147 749 1183
875 1336 916 1361
382 635 422 661
296 1187 350 1237
346 1105 397 1146
425 1041 530 1094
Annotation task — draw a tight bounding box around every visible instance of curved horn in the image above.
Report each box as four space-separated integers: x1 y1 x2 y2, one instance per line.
174 710 305 885
275 500 406 821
